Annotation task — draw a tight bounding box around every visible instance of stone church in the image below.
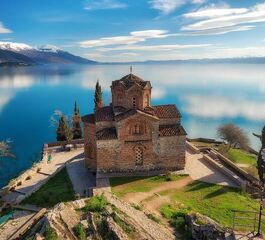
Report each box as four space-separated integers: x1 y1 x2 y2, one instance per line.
82 71 187 177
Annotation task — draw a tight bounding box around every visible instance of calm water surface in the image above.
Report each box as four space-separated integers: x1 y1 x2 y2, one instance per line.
0 64 264 187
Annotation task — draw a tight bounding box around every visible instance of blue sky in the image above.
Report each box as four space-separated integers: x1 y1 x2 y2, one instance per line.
1 0 265 61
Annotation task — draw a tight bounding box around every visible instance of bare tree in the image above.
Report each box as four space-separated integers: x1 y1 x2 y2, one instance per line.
217 123 250 150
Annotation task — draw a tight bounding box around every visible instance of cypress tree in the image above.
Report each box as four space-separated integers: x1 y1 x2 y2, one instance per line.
56 114 73 142
94 80 103 109
72 101 82 139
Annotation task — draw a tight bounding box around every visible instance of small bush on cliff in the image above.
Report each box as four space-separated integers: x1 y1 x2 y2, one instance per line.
111 212 134 234
160 204 175 219
131 203 143 211
146 213 160 223
73 223 86 240
83 195 107 213
160 204 192 239
44 226 60 240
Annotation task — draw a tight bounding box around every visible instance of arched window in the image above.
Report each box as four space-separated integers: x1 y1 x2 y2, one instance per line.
132 97 137 108
135 146 143 165
133 124 143 134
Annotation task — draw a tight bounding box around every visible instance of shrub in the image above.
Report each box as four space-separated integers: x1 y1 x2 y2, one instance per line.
44 226 60 240
73 223 86 240
111 212 134 234
172 208 189 218
160 204 175 219
83 195 107 213
146 213 160 223
131 203 143 211
171 216 185 230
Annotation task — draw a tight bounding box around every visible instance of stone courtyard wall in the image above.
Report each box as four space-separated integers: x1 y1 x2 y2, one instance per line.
159 135 186 170
84 122 97 170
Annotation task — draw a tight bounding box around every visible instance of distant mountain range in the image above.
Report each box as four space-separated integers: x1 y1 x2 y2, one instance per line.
106 57 265 65
0 42 97 66
1 41 265 66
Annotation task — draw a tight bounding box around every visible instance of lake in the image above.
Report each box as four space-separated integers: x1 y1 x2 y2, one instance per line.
0 63 264 187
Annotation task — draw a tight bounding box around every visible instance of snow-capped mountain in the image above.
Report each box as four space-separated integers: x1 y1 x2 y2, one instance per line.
37 44 62 53
0 42 34 51
0 41 97 65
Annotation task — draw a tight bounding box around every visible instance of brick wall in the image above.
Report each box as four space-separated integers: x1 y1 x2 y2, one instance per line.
94 113 186 174
84 122 97 170
112 83 151 110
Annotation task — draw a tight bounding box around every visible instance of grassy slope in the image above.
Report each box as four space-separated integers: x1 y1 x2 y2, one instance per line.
22 167 75 207
227 148 257 165
227 148 259 178
110 175 186 198
160 181 263 229
192 141 258 178
110 175 263 229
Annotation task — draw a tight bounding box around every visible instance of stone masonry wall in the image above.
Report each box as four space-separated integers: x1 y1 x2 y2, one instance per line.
84 122 97 170
112 82 151 110
96 139 120 171
159 135 186 170
95 113 186 174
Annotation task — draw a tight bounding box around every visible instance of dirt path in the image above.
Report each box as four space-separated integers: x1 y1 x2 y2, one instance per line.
119 177 193 238
123 176 193 205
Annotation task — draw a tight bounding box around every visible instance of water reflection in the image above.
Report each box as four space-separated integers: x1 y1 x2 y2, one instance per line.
0 63 264 187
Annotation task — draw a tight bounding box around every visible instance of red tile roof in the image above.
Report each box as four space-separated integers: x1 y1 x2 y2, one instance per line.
95 106 114 122
114 109 137 121
153 105 181 119
115 109 158 121
96 127 117 140
159 124 187 137
112 74 150 90
81 114 95 124
83 104 181 124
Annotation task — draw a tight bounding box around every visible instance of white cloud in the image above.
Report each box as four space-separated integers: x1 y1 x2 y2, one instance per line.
84 0 127 10
149 0 206 15
97 43 211 52
182 2 265 32
119 52 139 56
152 88 166 99
78 30 174 48
184 95 265 121
84 44 265 62
149 0 187 15
192 0 206 4
183 7 248 19
181 25 255 36
0 22 12 34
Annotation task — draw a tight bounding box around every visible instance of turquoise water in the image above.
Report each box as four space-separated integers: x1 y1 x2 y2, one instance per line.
0 211 13 226
0 64 264 187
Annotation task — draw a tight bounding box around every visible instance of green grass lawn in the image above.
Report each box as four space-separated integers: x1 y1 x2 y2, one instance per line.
160 181 264 230
227 148 259 178
110 174 187 198
22 167 75 208
227 148 257 165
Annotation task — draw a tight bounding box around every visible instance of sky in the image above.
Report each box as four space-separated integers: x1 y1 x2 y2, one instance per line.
1 0 265 62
